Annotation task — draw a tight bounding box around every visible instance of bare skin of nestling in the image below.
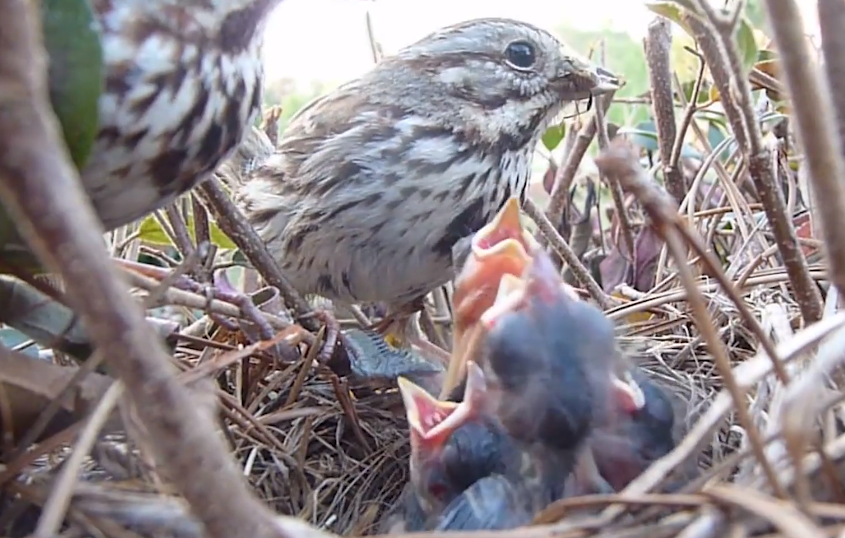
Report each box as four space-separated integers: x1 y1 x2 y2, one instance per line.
588 364 679 491
234 18 619 366
443 197 537 397
82 0 280 230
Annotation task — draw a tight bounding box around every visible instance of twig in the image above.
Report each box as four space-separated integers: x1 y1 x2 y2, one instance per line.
542 93 616 245
364 5 383 64
121 267 300 335
819 0 845 160
645 17 687 204
595 139 786 498
671 49 706 171
773 0 845 300
0 2 293 536
191 194 211 250
594 90 636 263
196 178 320 333
164 202 196 259
34 381 124 537
685 2 823 324
523 199 614 310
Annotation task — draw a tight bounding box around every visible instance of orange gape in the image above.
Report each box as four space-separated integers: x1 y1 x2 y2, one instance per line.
444 197 583 398
446 198 537 397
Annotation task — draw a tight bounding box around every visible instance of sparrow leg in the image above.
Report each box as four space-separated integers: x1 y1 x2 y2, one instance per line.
308 310 342 363
370 298 451 367
340 328 444 394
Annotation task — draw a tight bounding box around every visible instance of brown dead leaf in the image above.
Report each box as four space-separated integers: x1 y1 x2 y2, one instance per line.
0 346 116 455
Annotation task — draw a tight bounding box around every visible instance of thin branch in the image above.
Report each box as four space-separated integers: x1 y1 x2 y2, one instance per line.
542 94 616 245
645 16 687 203
670 49 707 170
0 1 301 536
196 178 320 333
164 202 196 259
523 199 614 310
684 5 824 324
781 0 845 300
593 72 635 264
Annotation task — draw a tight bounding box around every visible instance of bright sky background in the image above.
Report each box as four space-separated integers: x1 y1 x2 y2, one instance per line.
261 0 820 86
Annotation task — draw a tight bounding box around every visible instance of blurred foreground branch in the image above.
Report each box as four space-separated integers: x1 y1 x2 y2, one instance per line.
0 1 304 536
772 0 845 301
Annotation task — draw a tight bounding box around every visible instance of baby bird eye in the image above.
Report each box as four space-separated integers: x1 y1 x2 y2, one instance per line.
504 40 537 70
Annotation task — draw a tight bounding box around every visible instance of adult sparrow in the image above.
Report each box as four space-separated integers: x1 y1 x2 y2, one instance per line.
80 0 280 230
235 17 619 365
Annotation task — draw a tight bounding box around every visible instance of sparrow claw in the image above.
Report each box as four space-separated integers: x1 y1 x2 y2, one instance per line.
368 298 451 368
341 328 444 392
307 310 341 364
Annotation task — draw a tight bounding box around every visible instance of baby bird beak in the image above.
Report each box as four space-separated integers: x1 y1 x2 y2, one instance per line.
446 198 536 398
399 361 488 458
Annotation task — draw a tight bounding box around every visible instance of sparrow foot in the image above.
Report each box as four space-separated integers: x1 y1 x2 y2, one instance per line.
340 328 444 393
370 299 451 368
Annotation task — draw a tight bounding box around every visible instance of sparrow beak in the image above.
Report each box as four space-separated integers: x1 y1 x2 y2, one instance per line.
453 197 536 316
472 197 536 252
453 239 532 331
591 66 622 95
556 52 622 99
399 366 485 455
479 273 528 331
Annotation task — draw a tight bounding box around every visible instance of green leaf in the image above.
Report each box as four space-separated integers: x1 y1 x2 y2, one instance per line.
232 250 249 265
644 1 703 34
645 2 686 29
757 49 778 62
138 215 238 250
617 121 659 152
616 121 700 159
42 0 104 170
541 124 566 151
734 16 760 75
669 27 702 84
681 80 711 105
707 120 733 161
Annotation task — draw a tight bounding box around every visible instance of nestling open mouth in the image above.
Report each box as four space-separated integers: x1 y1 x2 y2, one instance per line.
398 361 487 445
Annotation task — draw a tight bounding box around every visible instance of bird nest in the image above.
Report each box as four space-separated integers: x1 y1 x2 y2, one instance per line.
1 281 817 538
3 125 843 537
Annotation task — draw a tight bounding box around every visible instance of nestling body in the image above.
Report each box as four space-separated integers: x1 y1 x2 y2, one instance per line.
589 365 678 490
81 0 279 230
235 17 618 357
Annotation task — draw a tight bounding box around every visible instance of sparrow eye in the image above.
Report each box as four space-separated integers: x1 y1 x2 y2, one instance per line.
504 40 536 70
